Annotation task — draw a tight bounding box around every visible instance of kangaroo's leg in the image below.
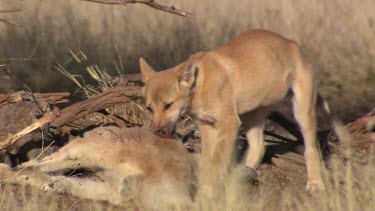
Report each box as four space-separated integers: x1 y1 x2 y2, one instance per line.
20 144 83 173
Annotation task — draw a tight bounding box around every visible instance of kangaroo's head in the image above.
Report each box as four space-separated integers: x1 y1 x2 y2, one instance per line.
139 57 198 138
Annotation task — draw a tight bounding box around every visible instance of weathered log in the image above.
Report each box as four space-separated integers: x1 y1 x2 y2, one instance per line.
50 85 142 128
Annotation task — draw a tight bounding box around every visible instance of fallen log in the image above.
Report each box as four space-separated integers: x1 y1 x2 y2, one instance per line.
50 85 142 128
0 85 143 154
0 91 70 107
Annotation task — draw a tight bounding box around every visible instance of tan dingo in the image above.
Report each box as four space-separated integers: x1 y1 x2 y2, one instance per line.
140 29 324 192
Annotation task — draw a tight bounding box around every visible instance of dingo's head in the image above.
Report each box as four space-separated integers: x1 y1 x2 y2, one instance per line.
140 57 197 137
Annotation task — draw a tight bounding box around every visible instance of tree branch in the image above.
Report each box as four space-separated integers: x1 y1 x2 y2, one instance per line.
82 0 190 17
0 9 22 13
0 18 18 26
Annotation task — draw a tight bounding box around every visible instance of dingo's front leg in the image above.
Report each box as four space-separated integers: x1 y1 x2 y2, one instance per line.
198 115 241 193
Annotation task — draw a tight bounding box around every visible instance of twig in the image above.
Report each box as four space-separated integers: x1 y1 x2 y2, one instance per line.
82 0 190 17
0 18 18 26
0 8 22 13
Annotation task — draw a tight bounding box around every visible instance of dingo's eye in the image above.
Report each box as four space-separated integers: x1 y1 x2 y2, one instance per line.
147 106 153 113
164 102 173 110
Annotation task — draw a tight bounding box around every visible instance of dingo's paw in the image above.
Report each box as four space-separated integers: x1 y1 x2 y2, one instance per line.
306 181 325 193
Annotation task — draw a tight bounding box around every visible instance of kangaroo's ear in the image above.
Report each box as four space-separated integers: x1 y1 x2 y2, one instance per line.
139 57 156 83
177 61 198 87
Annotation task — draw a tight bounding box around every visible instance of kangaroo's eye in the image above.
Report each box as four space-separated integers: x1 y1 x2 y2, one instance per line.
164 102 173 110
147 106 153 113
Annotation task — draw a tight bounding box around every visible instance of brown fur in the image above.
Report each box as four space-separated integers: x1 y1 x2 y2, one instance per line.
2 127 195 209
140 29 325 192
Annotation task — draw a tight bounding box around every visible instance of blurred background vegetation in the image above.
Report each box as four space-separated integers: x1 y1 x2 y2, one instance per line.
0 0 374 121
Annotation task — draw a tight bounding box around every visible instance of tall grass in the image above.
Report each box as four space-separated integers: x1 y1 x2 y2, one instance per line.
0 0 374 118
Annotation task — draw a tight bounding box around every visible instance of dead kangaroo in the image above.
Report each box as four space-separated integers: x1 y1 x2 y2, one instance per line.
3 127 196 209
140 29 325 192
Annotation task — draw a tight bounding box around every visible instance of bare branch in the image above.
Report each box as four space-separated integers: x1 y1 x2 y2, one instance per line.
83 0 190 17
0 18 19 26
0 8 22 13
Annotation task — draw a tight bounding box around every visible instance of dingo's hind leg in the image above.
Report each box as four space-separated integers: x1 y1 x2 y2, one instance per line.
240 107 269 169
292 57 324 192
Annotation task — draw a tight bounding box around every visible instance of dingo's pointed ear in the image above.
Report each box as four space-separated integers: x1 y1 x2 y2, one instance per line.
178 62 198 87
139 57 156 82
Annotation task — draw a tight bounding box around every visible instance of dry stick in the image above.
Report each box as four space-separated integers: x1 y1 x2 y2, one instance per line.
0 18 18 26
83 0 190 17
0 8 22 13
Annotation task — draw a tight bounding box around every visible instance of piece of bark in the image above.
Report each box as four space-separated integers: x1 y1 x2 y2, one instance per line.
50 85 142 128
38 92 70 104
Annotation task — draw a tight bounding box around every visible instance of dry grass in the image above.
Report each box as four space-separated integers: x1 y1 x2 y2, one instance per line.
0 0 374 120
1 147 374 211
0 1 374 209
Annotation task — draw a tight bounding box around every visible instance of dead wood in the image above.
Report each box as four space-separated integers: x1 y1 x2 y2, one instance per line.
0 85 142 155
0 18 18 26
0 92 70 107
51 85 142 128
0 109 58 154
60 119 103 133
0 7 21 26
0 8 22 13
117 73 142 86
38 93 71 104
83 0 190 17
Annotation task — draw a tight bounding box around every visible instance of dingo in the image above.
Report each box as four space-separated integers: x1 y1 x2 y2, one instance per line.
140 29 324 192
